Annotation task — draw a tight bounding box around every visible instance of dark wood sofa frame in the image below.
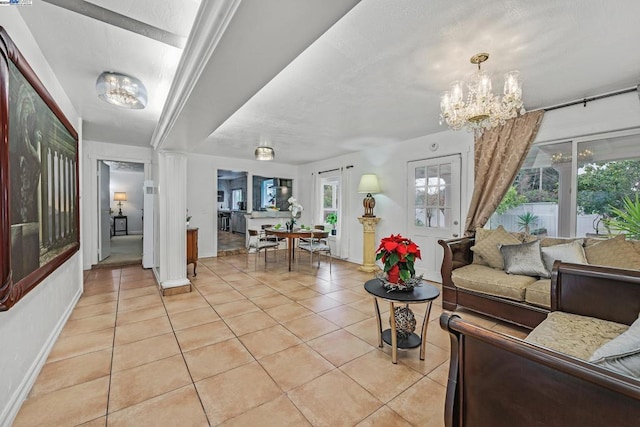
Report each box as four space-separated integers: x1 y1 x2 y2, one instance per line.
438 236 549 329
440 262 640 427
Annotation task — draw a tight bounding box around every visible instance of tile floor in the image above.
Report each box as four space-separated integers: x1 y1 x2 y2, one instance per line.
14 251 528 426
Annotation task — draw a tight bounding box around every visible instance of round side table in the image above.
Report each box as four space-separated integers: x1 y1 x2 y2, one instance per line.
364 278 440 364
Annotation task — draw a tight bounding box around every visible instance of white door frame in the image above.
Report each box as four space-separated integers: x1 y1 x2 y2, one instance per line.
87 155 152 268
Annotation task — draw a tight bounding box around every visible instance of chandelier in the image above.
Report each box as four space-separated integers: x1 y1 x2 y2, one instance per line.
255 146 275 161
550 149 594 165
439 53 525 135
96 71 147 109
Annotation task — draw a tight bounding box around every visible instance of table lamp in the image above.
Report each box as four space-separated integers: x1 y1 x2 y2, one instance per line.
357 174 381 217
114 192 127 216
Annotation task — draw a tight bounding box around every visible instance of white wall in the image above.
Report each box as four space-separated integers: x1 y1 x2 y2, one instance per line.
187 154 298 257
81 140 152 269
294 93 640 281
297 130 474 281
0 10 83 426
110 169 145 234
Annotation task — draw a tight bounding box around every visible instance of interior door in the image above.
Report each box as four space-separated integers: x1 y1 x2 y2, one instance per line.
407 154 461 282
98 160 111 261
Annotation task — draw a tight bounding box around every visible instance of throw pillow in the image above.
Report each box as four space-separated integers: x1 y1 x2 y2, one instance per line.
589 315 640 378
584 234 640 270
540 239 587 277
499 240 548 277
471 225 522 269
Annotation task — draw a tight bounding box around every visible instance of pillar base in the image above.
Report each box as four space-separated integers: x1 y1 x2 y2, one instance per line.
358 264 381 273
161 277 192 296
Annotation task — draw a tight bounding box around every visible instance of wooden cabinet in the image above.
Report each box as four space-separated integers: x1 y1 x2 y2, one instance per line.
187 228 198 276
113 215 128 236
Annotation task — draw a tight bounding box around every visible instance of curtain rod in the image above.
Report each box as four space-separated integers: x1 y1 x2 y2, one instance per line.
542 85 638 112
318 168 340 174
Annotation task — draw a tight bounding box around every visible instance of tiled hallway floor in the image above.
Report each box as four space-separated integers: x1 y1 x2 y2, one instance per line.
14 252 528 426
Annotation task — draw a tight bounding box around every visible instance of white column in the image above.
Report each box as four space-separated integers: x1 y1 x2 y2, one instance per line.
158 151 191 292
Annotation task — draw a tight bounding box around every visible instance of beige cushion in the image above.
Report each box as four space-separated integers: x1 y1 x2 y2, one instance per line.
500 240 548 277
471 226 522 269
540 237 581 247
584 234 640 270
540 239 587 276
452 264 536 302
525 311 629 360
589 315 640 378
524 279 551 308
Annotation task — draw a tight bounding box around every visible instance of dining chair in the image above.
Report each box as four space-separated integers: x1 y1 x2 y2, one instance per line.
247 229 279 269
261 224 285 245
298 231 332 272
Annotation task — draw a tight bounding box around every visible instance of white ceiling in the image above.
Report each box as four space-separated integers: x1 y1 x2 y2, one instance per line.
17 0 640 165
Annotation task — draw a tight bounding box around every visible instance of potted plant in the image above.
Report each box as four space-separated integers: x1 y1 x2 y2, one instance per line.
375 234 421 284
604 194 640 239
517 212 539 235
326 212 338 235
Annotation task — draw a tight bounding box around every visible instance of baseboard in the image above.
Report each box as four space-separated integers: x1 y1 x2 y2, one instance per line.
0 287 82 427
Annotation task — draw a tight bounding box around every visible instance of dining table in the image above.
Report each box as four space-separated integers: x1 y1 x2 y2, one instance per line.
266 228 329 271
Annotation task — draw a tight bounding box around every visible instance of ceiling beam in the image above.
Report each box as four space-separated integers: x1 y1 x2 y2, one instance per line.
42 0 186 48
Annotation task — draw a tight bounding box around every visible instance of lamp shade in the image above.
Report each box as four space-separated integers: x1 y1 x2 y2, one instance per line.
357 174 381 194
113 192 127 202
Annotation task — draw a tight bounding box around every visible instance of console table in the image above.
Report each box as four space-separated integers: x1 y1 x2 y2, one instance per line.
187 228 198 276
364 278 440 364
113 215 128 236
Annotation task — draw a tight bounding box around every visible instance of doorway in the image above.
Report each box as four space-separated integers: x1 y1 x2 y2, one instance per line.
217 169 248 255
407 154 462 281
95 160 145 268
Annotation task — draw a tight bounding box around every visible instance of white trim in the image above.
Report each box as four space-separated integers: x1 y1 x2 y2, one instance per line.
0 287 82 427
150 0 242 150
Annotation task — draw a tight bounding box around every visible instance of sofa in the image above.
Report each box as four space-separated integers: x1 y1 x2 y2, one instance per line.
440 262 640 427
439 226 640 328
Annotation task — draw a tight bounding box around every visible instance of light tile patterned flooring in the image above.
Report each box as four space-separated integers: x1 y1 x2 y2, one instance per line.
14 251 528 426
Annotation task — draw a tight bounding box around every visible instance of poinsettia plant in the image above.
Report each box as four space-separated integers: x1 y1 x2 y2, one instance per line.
375 234 421 283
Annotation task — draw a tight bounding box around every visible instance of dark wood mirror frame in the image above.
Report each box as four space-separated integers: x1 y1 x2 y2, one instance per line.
0 27 79 311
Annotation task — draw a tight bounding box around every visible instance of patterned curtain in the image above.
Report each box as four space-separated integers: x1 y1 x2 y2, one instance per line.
464 110 545 235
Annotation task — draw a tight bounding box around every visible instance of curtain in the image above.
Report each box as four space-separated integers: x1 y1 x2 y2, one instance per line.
464 110 545 235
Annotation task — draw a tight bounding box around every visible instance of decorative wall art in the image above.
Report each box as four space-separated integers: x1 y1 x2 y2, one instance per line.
0 27 79 311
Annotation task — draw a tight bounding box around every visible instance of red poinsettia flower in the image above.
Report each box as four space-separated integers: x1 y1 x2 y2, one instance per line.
375 234 422 283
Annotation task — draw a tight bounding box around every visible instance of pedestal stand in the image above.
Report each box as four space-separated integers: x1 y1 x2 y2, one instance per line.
357 216 381 272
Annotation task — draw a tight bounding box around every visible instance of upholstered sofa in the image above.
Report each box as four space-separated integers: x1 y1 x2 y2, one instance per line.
440 262 640 427
439 227 640 328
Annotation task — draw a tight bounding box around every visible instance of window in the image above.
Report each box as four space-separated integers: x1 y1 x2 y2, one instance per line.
490 132 640 237
320 175 340 233
261 179 275 208
231 189 243 210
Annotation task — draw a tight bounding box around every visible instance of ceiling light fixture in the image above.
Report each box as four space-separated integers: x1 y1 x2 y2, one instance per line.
550 149 594 165
255 146 275 161
96 71 147 109
440 53 525 135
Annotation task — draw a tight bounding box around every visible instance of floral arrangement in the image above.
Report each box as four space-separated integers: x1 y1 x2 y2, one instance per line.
287 197 303 230
375 234 421 285
288 197 303 217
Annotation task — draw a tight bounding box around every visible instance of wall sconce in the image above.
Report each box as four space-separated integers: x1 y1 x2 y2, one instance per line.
358 174 381 217
114 192 127 216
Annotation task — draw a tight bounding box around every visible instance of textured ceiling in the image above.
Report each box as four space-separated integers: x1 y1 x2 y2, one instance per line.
18 0 200 145
16 0 640 164
194 0 640 164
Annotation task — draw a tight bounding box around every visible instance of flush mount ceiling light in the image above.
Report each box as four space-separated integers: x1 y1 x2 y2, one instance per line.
440 53 525 135
255 146 274 161
96 71 147 109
